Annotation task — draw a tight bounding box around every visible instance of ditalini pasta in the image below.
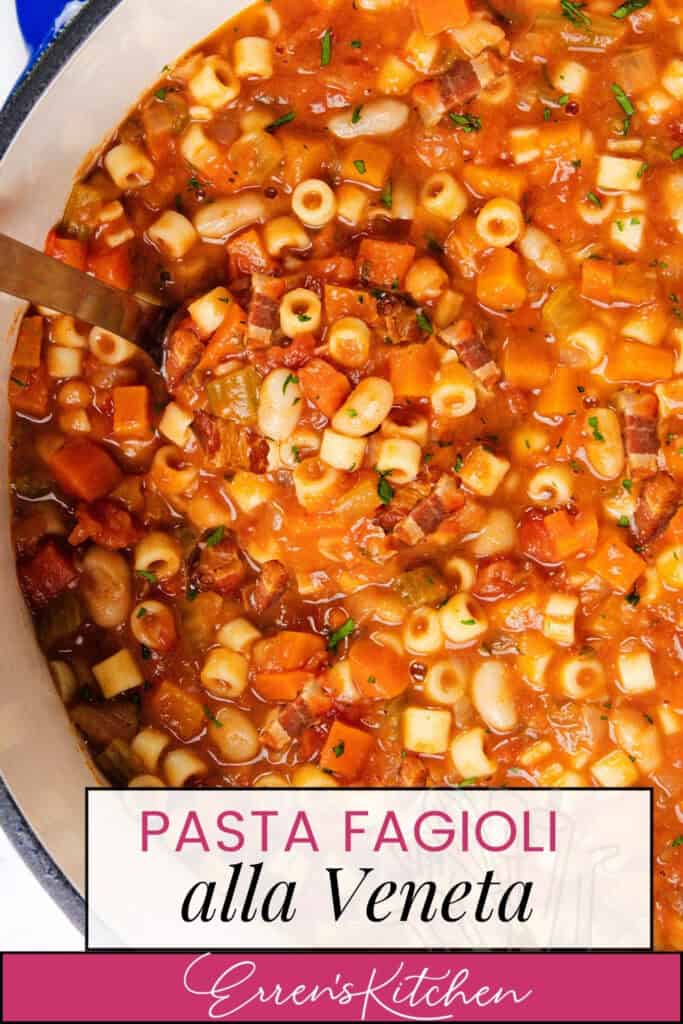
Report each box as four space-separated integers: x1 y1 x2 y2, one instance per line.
8 0 683 950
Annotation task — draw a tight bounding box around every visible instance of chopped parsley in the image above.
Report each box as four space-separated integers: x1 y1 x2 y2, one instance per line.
618 515 630 527
136 569 158 585
266 110 295 133
587 415 604 441
204 706 222 727
136 606 148 619
186 584 199 602
561 0 591 28
140 644 152 661
454 454 463 473
673 146 683 162
416 311 433 335
611 82 634 135
10 376 26 388
377 469 395 504
351 105 363 124
205 525 225 548
449 112 481 133
282 372 299 393
297 313 312 322
456 778 478 787
460 618 476 626
154 88 168 101
381 180 393 210
350 39 362 48
321 28 333 67
586 191 602 207
637 161 649 179
353 159 367 175
671 835 683 847
625 590 640 607
332 741 345 758
622 478 633 492
327 618 356 651
612 0 649 17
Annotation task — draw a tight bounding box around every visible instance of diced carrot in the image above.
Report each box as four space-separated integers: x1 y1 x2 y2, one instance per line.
196 299 247 372
151 680 205 742
9 365 49 418
537 121 582 158
113 385 151 439
252 670 310 702
319 720 375 779
88 244 133 291
357 239 416 289
544 509 598 560
476 248 527 312
342 141 392 189
251 631 327 673
324 284 379 323
336 476 382 521
587 537 646 594
279 130 335 190
536 366 580 417
611 265 657 306
581 260 614 303
389 342 440 397
518 510 559 566
414 0 470 34
227 228 275 276
48 439 122 501
501 338 551 390
462 164 526 203
299 358 351 418
349 638 411 699
665 507 683 542
607 341 674 383
12 316 43 369
45 228 87 271
301 256 356 285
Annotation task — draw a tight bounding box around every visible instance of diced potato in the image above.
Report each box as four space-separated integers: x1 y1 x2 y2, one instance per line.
662 58 683 101
591 749 639 788
617 650 656 695
401 706 451 755
550 60 589 95
93 649 144 699
610 214 645 253
596 155 644 192
459 446 510 497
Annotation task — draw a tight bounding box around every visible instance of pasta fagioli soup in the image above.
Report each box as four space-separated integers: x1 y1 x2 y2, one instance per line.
8 0 683 948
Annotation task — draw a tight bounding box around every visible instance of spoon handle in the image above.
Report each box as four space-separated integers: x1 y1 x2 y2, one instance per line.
0 232 159 341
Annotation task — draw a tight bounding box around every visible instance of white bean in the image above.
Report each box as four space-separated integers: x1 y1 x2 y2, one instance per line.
193 193 267 240
327 99 409 139
258 367 303 441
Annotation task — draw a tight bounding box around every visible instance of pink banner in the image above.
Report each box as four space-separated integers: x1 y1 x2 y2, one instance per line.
1 952 680 1022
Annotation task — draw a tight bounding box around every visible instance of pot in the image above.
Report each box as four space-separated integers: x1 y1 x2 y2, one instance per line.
0 0 248 928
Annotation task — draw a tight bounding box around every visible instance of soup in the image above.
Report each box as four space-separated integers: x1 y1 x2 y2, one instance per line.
7 0 683 948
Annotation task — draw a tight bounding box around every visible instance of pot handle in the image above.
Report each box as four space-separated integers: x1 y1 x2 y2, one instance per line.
14 0 87 72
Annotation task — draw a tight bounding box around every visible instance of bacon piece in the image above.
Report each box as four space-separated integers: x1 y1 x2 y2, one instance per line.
374 480 431 534
164 323 203 393
412 52 504 127
260 678 333 751
378 295 424 345
439 319 500 389
247 274 285 348
194 413 269 473
473 557 523 600
195 534 247 595
399 753 428 788
68 500 143 549
618 391 660 479
250 332 316 373
634 472 679 544
393 474 464 546
250 560 289 615
18 539 78 609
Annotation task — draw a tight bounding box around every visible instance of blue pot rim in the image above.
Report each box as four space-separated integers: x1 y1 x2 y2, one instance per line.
0 0 125 934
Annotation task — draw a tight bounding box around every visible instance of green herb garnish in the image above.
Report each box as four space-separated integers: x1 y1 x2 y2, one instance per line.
321 29 333 67
449 112 481 133
205 525 225 548
266 111 295 133
328 618 355 651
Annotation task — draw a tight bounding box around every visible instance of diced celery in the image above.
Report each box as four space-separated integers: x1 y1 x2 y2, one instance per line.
395 566 449 608
38 592 84 651
207 366 260 423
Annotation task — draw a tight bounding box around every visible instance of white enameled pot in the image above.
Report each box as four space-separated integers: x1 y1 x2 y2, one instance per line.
0 0 249 919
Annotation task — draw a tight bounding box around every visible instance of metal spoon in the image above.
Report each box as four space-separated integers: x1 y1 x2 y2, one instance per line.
0 232 165 346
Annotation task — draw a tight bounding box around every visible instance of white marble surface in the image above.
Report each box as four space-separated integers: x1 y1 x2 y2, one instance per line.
0 0 82 953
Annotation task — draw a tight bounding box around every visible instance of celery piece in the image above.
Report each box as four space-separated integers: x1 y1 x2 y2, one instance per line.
206 366 260 423
395 566 449 608
38 592 84 651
